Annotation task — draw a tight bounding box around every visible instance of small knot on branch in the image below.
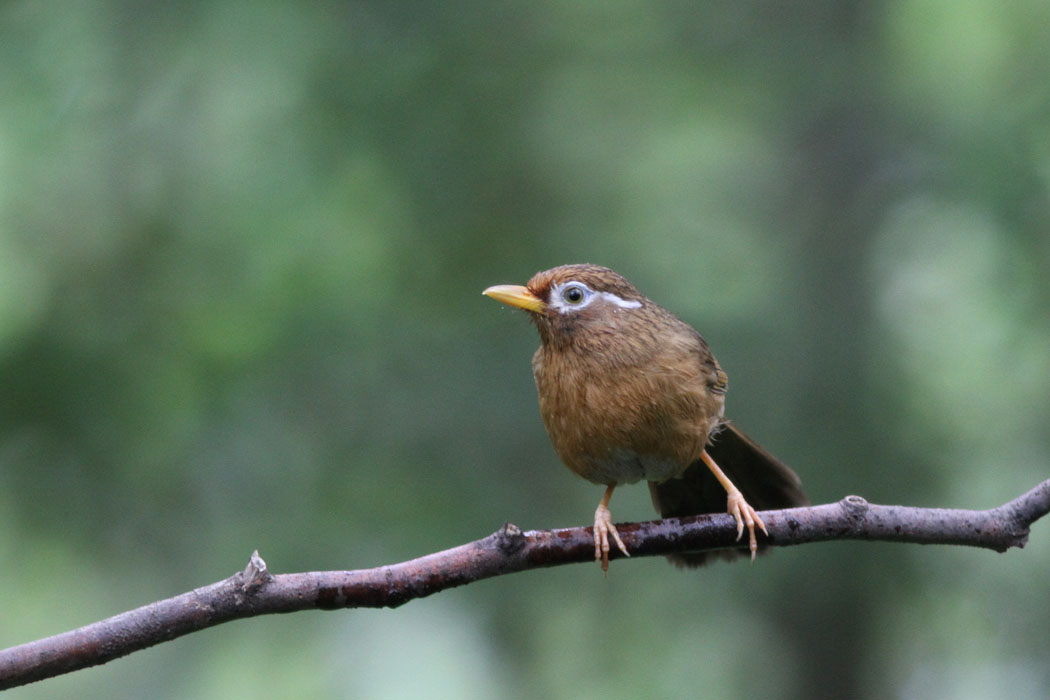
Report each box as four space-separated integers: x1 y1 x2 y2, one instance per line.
840 495 870 525
239 550 272 595
495 522 525 554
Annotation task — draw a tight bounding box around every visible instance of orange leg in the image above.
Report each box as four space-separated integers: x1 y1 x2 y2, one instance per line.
594 485 630 572
700 450 768 561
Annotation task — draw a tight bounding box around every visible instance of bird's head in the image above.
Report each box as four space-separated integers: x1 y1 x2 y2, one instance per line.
483 264 650 348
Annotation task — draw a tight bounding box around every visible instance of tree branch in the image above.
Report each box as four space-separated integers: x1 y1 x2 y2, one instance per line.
2 479 1048 690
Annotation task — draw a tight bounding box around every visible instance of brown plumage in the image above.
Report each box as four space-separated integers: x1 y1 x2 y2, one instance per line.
484 264 807 569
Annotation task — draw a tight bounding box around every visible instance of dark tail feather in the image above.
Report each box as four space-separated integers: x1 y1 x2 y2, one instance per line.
648 422 808 567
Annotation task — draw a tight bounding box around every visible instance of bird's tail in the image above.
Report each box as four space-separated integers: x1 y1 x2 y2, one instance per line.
647 422 808 567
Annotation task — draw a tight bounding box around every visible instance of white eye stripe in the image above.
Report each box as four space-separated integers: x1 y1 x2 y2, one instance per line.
600 292 641 309
549 282 641 313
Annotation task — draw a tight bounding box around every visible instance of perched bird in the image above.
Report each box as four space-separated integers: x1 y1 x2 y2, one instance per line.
484 264 807 570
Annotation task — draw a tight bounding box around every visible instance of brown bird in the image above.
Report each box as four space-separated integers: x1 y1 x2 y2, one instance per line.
484 264 807 570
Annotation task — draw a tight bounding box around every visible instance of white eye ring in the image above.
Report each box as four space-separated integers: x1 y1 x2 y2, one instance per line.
561 284 588 305
549 281 641 313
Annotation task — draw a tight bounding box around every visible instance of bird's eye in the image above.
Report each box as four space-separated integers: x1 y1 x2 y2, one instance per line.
561 284 586 304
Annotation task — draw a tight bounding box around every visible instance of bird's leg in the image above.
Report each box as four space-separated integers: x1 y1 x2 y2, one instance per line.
594 484 630 572
700 450 768 561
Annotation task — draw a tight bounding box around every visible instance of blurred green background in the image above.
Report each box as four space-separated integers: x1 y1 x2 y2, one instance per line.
2 1 1049 698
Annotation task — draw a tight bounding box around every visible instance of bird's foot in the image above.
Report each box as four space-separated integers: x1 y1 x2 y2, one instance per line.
593 503 630 573
726 490 768 562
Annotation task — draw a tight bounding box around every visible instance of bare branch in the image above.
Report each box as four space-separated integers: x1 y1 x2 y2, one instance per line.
2 479 1048 690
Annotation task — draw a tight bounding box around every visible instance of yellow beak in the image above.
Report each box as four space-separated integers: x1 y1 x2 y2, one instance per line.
482 284 547 313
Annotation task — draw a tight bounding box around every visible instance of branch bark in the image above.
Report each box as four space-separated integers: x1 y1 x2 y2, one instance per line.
2 479 1048 690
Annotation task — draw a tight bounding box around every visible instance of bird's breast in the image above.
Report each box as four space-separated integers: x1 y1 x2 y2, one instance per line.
532 344 721 486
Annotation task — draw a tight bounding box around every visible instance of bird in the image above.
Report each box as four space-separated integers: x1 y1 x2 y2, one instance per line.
483 264 807 570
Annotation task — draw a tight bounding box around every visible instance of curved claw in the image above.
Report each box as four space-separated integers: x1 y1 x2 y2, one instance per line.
727 491 768 562
594 503 630 572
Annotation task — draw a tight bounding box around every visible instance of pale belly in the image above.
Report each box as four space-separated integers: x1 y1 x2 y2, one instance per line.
576 448 687 486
